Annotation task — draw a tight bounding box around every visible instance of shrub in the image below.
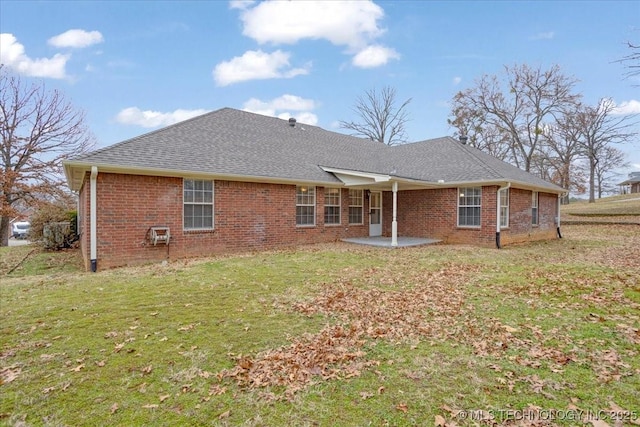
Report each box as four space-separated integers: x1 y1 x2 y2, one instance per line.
30 204 78 250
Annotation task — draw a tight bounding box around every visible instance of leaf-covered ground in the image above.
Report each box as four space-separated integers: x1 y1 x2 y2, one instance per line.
1 224 639 426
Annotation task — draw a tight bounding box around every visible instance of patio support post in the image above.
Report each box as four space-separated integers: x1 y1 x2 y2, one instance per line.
391 181 398 247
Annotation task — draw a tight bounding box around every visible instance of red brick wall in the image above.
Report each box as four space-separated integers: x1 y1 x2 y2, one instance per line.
382 186 558 247
81 173 369 269
499 189 558 245
79 173 561 270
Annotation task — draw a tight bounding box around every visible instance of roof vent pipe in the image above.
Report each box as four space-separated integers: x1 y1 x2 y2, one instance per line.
288 117 296 127
459 135 468 145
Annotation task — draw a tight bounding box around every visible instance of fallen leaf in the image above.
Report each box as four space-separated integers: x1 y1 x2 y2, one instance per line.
142 404 159 409
360 391 374 400
219 410 231 419
159 394 170 402
435 414 446 426
0 365 21 384
396 403 408 413
96 360 106 367
110 403 119 414
70 364 85 372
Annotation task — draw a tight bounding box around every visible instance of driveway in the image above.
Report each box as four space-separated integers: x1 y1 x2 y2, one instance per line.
8 238 31 247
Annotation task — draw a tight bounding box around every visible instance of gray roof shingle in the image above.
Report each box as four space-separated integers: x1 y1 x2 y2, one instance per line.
66 107 563 193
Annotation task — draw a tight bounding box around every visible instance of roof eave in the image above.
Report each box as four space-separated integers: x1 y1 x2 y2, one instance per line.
62 160 342 191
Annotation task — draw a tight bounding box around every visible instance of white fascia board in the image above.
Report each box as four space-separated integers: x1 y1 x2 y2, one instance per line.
62 161 340 191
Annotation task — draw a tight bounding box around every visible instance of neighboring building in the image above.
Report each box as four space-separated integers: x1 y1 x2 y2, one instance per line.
619 172 640 194
63 108 565 271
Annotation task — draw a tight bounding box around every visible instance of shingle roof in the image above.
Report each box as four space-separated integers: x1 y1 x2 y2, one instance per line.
65 107 563 193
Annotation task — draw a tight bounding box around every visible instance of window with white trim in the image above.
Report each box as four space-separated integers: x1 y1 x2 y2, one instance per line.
458 187 482 227
296 186 316 226
348 189 364 224
499 188 509 228
324 188 341 225
532 191 539 226
183 179 214 230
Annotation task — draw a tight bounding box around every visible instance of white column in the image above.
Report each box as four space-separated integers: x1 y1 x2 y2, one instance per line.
391 181 398 247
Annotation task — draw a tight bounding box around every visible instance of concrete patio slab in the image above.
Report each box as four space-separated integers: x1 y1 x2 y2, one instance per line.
341 236 441 248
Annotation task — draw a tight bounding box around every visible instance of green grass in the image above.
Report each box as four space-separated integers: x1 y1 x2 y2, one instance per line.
1 225 639 426
562 193 640 217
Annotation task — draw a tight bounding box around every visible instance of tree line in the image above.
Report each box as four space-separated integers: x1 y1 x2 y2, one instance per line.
342 63 637 204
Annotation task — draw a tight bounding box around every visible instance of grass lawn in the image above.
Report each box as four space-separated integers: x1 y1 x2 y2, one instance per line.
1 224 639 426
561 194 640 224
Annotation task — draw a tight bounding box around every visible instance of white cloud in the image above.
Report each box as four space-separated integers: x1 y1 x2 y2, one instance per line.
115 107 209 128
610 99 640 115
213 49 309 86
48 29 104 48
242 94 318 125
0 33 69 79
351 45 399 68
452 76 462 85
239 0 384 48
530 31 555 40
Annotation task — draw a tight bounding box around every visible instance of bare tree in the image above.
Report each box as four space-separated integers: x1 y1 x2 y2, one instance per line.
594 145 628 198
616 40 640 85
449 64 580 172
572 99 636 203
0 68 95 246
539 113 583 203
340 86 412 145
448 94 511 161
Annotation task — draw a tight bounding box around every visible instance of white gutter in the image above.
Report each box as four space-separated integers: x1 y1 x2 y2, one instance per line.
90 166 98 272
496 182 511 248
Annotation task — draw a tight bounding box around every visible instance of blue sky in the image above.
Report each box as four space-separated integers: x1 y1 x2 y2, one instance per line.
2 0 639 176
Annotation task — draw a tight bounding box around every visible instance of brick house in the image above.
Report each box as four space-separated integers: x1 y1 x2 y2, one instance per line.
619 172 640 194
64 108 565 271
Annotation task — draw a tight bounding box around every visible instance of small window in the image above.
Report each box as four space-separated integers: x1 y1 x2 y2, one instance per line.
324 188 341 225
184 179 214 230
499 188 509 228
296 186 316 226
458 187 481 227
532 191 539 226
348 189 364 225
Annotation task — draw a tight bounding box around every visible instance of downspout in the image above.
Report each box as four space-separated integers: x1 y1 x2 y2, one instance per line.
90 166 98 272
556 194 563 239
496 182 511 249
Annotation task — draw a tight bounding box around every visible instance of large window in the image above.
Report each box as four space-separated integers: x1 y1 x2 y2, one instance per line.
324 188 341 225
296 186 316 226
532 191 539 226
348 189 364 224
458 187 482 227
184 179 214 230
499 188 509 228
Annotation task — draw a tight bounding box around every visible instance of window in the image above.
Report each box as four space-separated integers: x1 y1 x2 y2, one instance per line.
458 187 482 227
499 188 509 228
296 186 316 226
348 189 364 224
184 179 214 230
532 191 539 226
324 188 341 225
